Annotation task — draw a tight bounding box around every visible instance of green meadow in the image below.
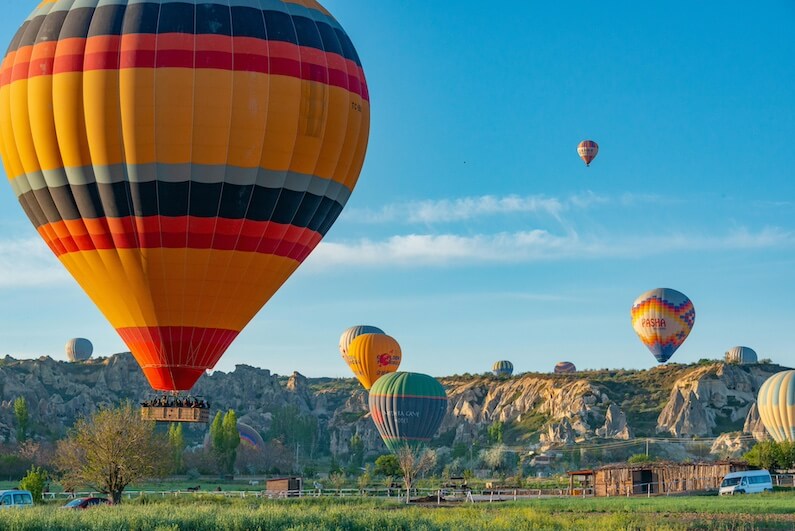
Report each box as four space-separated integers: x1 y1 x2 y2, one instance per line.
2 494 794 530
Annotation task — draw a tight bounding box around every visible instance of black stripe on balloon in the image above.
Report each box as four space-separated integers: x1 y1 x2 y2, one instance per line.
18 181 344 233
11 3 362 66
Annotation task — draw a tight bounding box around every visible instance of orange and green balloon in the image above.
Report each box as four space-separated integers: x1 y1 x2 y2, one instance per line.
0 0 370 391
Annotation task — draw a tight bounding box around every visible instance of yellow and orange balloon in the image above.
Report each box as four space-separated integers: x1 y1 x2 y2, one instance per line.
345 333 401 390
0 0 370 391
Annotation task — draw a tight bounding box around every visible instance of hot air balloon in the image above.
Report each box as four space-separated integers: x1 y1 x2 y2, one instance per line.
757 371 795 442
368 372 448 453
554 361 576 374
631 288 695 364
65 338 93 362
339 325 384 358
0 1 370 392
345 333 401 390
577 140 599 166
724 346 758 365
237 422 266 451
492 360 513 377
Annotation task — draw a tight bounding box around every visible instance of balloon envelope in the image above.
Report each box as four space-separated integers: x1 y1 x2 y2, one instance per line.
577 140 599 166
339 325 385 357
757 370 795 443
65 338 93 362
368 372 448 453
554 361 576 374
0 1 370 391
345 333 401 390
631 288 695 363
492 360 513 377
725 346 758 365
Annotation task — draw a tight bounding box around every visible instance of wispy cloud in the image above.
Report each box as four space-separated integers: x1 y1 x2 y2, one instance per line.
345 194 566 224
307 226 795 269
0 237 67 288
343 191 691 225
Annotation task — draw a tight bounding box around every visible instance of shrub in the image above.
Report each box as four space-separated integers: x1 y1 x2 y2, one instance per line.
18 465 47 503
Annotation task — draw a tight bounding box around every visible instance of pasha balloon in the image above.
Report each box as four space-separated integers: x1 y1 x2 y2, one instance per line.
65 338 93 362
492 360 513 377
339 325 384 358
345 333 401 390
554 361 576 374
577 140 599 166
631 288 695 363
757 371 795 443
368 372 448 453
0 1 370 391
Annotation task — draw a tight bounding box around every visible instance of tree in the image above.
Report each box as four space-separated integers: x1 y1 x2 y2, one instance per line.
357 467 371 495
374 454 401 477
744 441 795 471
13 397 29 443
348 434 364 470
54 403 168 504
487 421 504 444
267 405 318 458
482 444 508 472
328 471 346 492
168 423 186 474
628 453 656 465
395 445 436 503
209 410 239 475
19 465 47 504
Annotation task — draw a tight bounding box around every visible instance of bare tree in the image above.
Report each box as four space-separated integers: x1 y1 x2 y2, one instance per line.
54 403 169 504
395 445 436 503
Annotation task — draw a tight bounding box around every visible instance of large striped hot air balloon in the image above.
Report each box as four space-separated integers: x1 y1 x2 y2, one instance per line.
345 333 401 390
577 140 598 166
368 372 448 453
631 288 695 364
725 346 758 365
0 1 370 391
65 337 93 362
339 325 384 358
491 360 513 377
757 371 795 443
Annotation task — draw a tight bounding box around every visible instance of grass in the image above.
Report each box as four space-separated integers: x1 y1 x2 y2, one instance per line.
1 493 794 530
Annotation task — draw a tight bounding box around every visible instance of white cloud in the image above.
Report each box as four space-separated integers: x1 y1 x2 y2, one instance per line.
307 226 795 269
345 194 566 224
0 237 67 288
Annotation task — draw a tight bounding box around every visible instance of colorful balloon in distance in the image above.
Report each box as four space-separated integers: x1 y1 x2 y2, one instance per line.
0 1 370 391
577 140 599 166
345 333 401 390
65 338 93 362
757 371 795 443
492 360 513 377
339 325 385 358
554 361 577 374
631 288 695 363
724 346 758 365
237 422 266 451
368 372 448 453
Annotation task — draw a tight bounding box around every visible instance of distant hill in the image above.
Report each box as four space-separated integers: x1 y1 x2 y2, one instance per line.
0 354 786 465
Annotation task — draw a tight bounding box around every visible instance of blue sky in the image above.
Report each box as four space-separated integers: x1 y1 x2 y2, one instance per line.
0 1 793 379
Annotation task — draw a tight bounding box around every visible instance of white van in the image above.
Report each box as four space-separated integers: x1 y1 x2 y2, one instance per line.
719 470 773 495
0 490 34 508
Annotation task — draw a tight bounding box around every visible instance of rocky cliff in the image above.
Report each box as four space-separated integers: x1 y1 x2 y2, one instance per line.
0 354 787 460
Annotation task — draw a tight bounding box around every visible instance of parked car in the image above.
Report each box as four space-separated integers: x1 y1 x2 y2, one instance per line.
61 497 111 509
719 470 773 495
0 490 34 509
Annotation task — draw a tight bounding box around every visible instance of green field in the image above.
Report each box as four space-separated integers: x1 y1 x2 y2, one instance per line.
1 494 794 530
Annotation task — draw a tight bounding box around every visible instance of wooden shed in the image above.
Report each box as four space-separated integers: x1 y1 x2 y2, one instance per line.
568 461 750 496
266 477 302 496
